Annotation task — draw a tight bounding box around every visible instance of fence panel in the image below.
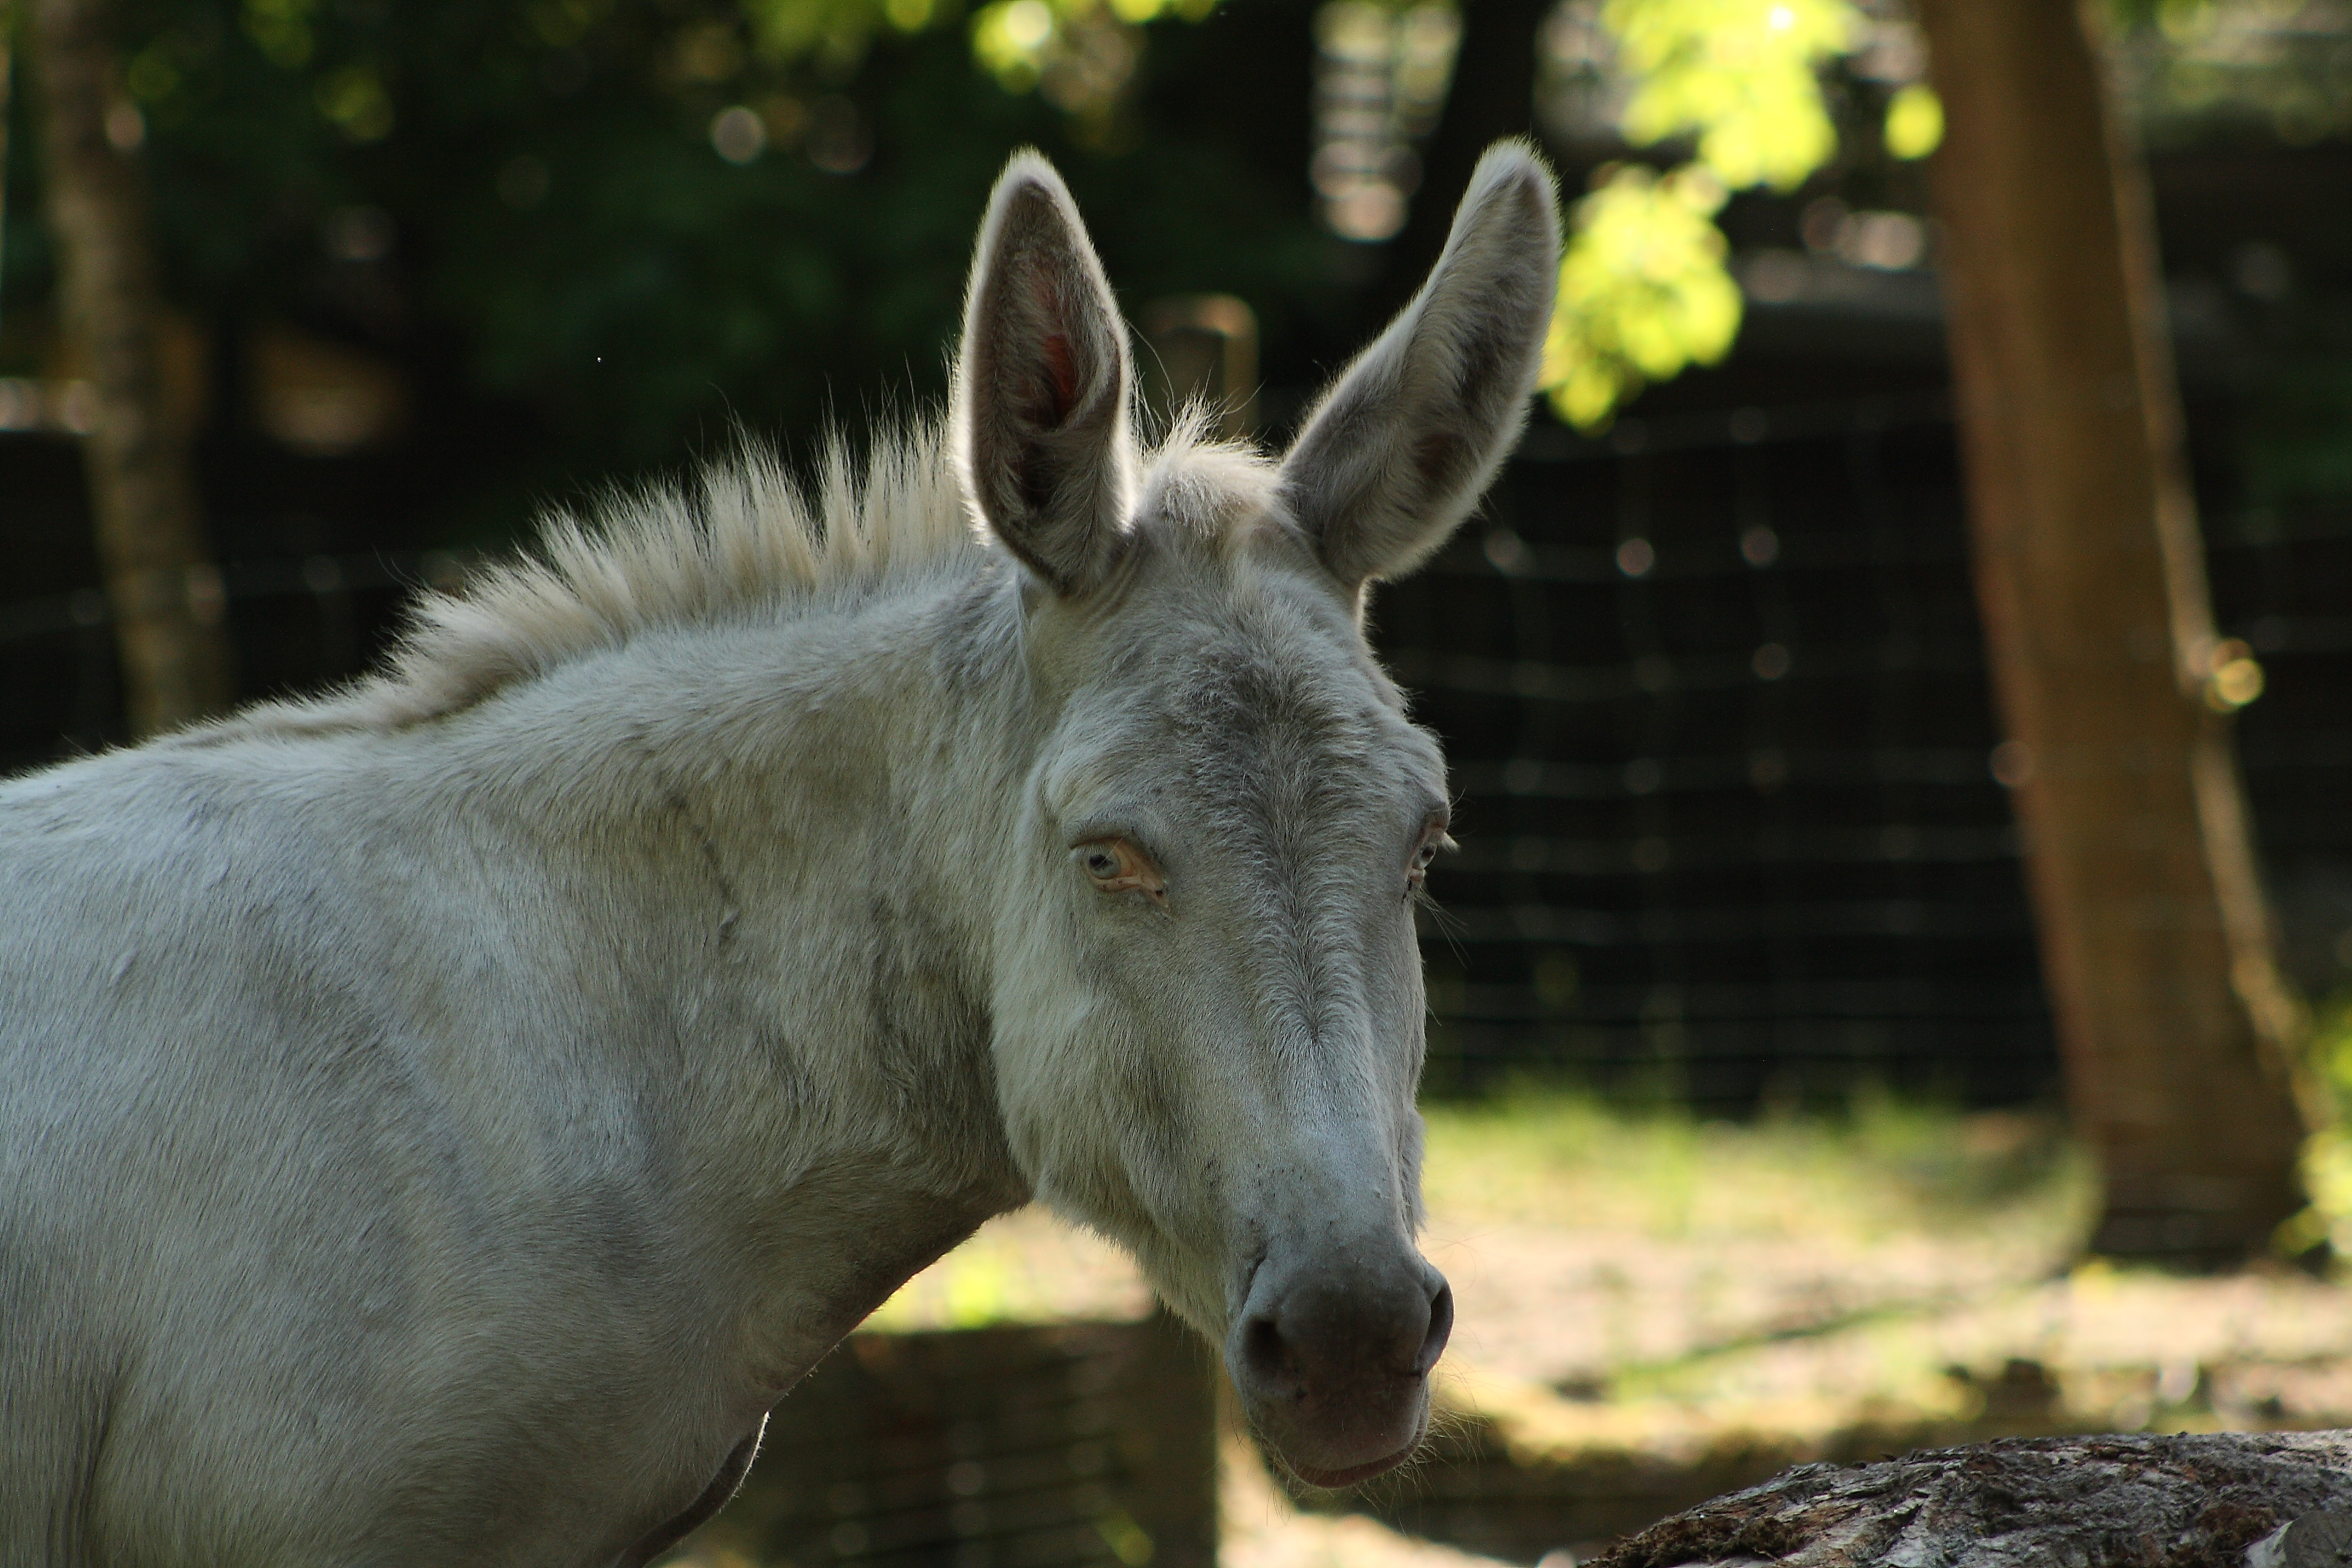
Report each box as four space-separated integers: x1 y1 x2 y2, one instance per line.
7 402 2348 1107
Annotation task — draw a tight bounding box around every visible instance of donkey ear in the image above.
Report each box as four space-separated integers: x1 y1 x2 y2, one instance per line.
953 152 1137 596
1278 142 1561 591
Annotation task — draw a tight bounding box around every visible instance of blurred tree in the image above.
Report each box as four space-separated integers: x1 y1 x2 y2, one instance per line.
2 13 11 297
28 0 233 733
2 19 11 324
1915 0 2308 1265
13 0 1933 536
1368 0 1958 430
37 0 1336 541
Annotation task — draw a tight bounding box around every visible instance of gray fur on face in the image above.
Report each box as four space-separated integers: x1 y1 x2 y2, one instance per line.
0 143 1560 1557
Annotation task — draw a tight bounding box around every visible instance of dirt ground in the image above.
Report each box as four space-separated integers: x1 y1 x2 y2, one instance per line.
870 1103 2352 1567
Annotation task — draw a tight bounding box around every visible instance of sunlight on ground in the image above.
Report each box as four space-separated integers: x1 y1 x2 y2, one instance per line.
1416 1094 2352 1460
1220 1430 1511 1568
1417 1087 2097 1247
863 1206 1151 1330
859 1091 2352 1564
874 1089 2102 1352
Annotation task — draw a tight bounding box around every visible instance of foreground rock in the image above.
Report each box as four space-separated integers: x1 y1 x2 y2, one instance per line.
1585 1431 2352 1567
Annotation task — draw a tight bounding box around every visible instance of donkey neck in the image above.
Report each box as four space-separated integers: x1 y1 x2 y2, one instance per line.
415 555 1045 1375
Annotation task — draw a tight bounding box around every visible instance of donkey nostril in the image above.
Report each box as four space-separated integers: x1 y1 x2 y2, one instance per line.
1412 1281 1453 1377
1240 1315 1302 1399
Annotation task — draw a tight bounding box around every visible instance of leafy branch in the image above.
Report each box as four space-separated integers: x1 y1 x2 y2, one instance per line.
1538 0 1944 430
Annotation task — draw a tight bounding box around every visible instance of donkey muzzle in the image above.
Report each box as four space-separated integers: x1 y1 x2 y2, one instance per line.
1225 1248 1453 1487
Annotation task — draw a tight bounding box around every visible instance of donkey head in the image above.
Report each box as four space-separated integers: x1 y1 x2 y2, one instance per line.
955 146 1559 1486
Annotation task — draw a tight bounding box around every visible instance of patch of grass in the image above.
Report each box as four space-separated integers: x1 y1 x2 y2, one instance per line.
2283 990 2352 1262
1417 1082 2098 1251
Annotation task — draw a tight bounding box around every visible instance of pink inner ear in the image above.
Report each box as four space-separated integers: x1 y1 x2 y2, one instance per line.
1022 261 1082 423
1042 332 1079 424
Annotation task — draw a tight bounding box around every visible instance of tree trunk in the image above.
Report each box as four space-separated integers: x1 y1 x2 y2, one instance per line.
2 11 13 302
27 0 232 736
1586 1431 2352 1567
1911 0 2308 1265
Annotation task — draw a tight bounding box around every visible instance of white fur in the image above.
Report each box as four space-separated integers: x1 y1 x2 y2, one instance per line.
0 143 1560 1565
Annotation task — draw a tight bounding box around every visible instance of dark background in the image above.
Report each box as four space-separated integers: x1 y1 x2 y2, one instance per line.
3 0 2348 1106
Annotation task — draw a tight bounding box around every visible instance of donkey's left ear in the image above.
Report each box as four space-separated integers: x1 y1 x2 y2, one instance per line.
1278 142 1561 592
954 152 1136 596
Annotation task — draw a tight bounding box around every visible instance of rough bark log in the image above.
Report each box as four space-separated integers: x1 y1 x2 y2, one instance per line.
1911 0 2308 1266
27 0 232 735
1586 1432 2352 1568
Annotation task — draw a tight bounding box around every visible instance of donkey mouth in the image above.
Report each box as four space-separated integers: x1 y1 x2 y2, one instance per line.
1283 1437 1423 1490
1266 1393 1432 1491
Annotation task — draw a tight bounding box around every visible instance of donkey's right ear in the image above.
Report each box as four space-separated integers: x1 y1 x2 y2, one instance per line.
1278 142 1560 594
953 152 1136 596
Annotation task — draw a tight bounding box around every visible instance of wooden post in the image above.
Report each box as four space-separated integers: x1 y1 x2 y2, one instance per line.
28 0 232 736
1912 0 2308 1263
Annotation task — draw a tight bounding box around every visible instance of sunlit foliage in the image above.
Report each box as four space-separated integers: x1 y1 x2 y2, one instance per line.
728 0 1226 125
2282 995 2352 1264
972 0 1218 99
1535 0 1943 431
1883 79 1942 160
1607 0 1858 192
1541 164 1740 430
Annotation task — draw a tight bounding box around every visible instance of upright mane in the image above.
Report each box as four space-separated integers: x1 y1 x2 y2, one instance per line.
184 407 1278 745
193 422 981 741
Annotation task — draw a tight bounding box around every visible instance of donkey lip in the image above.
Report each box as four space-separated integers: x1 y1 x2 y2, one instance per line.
1284 1441 1420 1489
1275 1399 1430 1490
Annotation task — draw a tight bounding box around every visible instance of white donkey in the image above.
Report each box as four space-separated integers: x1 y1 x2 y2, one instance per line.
0 143 1558 1566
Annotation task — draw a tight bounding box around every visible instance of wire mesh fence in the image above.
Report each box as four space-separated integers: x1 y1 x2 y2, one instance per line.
1380 394 2352 1106
673 1318 1217 1568
0 544 437 774
4 395 2347 1108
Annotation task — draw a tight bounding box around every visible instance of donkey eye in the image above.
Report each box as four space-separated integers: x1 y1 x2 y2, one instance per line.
1406 823 1452 894
1075 838 1167 904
